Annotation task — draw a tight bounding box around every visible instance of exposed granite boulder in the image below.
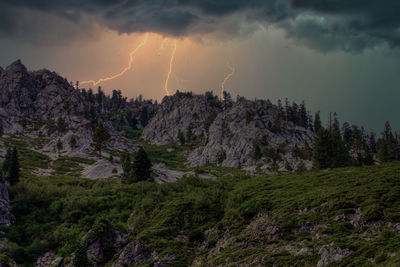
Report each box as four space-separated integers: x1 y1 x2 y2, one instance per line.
317 244 352 267
82 222 129 264
152 163 193 183
111 240 148 267
35 252 63 267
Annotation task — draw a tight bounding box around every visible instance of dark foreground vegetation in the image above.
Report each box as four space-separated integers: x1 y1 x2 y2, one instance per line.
2 161 400 266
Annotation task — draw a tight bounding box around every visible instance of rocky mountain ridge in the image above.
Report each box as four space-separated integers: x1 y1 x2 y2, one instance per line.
0 60 316 176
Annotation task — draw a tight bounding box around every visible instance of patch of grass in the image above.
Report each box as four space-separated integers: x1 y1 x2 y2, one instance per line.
2 136 51 170
51 157 94 176
140 141 190 170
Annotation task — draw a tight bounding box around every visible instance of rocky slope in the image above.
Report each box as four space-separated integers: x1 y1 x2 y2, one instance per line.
144 93 314 172
0 61 147 177
188 98 314 171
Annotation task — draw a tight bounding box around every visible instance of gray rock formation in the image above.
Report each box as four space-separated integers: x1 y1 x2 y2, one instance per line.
111 240 149 267
189 98 314 168
35 252 63 267
317 244 352 267
143 93 314 171
82 226 129 264
0 60 141 165
0 171 15 226
142 92 220 145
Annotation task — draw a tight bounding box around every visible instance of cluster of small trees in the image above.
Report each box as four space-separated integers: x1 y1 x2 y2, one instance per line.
311 113 399 169
177 123 194 145
78 86 155 129
46 117 69 135
276 99 313 130
2 147 20 185
121 147 152 183
376 121 400 163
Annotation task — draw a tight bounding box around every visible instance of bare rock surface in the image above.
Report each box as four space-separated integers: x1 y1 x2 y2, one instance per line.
317 244 352 267
35 252 63 267
152 163 193 183
188 98 313 168
81 159 122 179
142 93 218 145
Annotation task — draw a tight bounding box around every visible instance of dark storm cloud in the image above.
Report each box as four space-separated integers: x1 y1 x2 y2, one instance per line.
1 0 400 52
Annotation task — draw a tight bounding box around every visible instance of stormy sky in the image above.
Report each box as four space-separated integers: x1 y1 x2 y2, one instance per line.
1 0 400 132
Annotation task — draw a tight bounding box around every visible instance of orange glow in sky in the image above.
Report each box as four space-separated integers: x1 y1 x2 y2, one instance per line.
74 32 238 99
80 33 149 86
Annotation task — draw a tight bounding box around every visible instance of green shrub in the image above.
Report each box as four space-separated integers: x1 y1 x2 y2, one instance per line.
362 204 383 222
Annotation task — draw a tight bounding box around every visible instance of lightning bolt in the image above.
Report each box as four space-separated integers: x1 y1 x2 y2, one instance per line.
220 63 235 99
158 38 168 55
164 40 177 96
80 33 149 86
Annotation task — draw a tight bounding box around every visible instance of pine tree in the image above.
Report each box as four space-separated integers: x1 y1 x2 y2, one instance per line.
2 149 11 174
342 122 352 148
57 117 68 133
314 111 322 133
377 121 395 162
177 130 185 145
69 135 78 149
254 144 262 160
121 153 132 180
56 139 63 151
332 112 340 134
92 122 111 157
312 128 332 169
299 101 308 128
312 128 350 169
6 147 20 185
131 147 152 182
121 149 152 183
73 243 89 267
363 147 374 165
140 107 149 127
186 123 194 142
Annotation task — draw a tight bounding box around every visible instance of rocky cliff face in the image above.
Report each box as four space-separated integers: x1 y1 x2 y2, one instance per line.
0 60 84 128
0 60 140 160
142 92 220 145
189 98 314 170
144 93 314 171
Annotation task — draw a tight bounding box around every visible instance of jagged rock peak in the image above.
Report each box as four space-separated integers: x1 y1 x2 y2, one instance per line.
5 59 27 73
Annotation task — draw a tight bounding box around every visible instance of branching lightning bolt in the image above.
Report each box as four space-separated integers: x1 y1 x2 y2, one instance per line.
164 40 177 96
220 63 235 99
80 33 149 86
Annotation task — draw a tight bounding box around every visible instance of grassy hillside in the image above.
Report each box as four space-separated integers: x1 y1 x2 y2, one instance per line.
1 156 400 265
